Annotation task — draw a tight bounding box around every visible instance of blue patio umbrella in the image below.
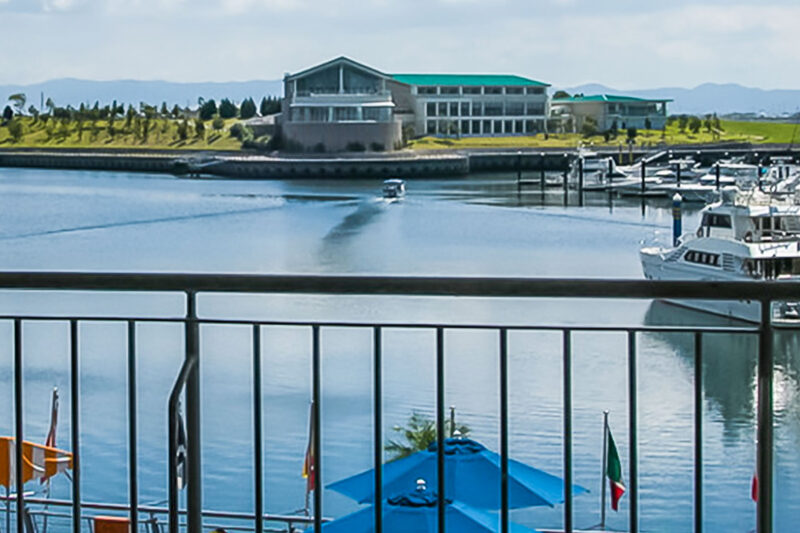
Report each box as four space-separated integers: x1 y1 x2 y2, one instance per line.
328 437 588 509
307 480 539 533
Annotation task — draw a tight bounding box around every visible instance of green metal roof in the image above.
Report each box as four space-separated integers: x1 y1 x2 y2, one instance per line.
391 74 550 87
552 94 672 103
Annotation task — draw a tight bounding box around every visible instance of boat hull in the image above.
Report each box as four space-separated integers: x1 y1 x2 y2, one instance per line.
640 249 761 322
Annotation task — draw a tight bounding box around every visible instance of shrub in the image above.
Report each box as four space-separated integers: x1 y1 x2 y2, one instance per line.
346 141 366 152
7 119 24 142
230 123 253 142
212 115 225 131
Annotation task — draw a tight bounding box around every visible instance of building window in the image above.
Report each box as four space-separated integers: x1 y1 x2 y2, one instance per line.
438 102 448 116
526 87 544 95
461 102 470 116
441 86 459 95
472 120 481 134
461 120 470 134
419 86 437 95
463 87 481 94
472 102 483 116
363 107 388 121
426 102 437 117
310 107 328 122
515 120 523 133
485 86 502 95
506 102 524 116
525 120 535 133
427 120 436 134
449 102 459 116
485 103 503 116
494 120 503 134
504 120 513 133
526 103 545 115
333 107 358 121
483 120 492 133
506 87 523 95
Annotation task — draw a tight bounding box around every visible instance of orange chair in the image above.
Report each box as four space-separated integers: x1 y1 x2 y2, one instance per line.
94 516 130 533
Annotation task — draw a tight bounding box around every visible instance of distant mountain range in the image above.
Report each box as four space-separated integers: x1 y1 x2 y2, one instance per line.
562 83 800 116
1 79 798 117
0 78 284 110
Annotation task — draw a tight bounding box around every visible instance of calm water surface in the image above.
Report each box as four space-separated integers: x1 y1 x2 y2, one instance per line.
0 168 797 532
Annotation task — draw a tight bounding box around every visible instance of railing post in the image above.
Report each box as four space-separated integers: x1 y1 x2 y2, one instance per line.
436 327 445 533
252 325 264 533
70 320 81 533
128 321 139 533
499 329 509 533
628 331 638 533
14 319 23 533
563 329 573 533
694 332 703 533
185 291 202 533
312 326 322 533
373 327 383 533
757 300 773 533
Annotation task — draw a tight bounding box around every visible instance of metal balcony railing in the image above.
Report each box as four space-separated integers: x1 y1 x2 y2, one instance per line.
0 272 793 533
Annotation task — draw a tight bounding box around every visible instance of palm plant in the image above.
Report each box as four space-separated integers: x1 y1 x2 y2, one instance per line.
386 411 470 461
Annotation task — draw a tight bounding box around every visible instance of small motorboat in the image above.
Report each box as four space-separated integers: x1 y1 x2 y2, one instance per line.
382 179 406 200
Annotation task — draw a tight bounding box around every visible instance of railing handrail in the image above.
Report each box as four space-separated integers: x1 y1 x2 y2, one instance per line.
0 272 799 300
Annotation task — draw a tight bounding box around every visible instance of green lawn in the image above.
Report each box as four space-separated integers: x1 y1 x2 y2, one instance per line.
408 120 800 151
0 117 244 151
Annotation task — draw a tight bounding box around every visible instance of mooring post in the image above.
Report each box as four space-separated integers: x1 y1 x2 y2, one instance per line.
640 159 646 193
715 163 721 190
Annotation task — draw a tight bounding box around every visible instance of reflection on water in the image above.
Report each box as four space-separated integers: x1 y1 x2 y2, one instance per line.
0 168 798 532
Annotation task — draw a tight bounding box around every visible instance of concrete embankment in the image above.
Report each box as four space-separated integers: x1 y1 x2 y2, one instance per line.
0 144 797 178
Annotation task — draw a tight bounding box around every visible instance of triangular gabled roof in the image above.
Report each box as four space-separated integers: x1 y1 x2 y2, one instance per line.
286 56 390 82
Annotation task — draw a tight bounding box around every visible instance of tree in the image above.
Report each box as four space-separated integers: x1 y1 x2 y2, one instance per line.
3 105 13 122
199 99 217 121
45 97 55 115
688 116 702 134
176 118 189 141
194 118 205 139
581 116 598 137
644 118 652 130
28 105 39 123
7 93 26 114
704 114 713 133
212 115 225 131
160 102 169 117
627 127 638 141
385 411 471 461
7 119 24 142
552 90 570 99
259 96 281 116
240 97 257 119
678 115 689 133
218 98 238 119
171 104 181 118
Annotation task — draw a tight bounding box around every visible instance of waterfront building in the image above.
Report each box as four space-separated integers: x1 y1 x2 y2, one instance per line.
551 94 670 132
280 56 552 151
281 56 402 152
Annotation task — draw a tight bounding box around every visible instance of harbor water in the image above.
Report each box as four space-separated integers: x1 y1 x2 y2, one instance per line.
0 168 797 532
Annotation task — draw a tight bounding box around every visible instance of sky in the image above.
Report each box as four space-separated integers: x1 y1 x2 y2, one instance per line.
1 0 799 89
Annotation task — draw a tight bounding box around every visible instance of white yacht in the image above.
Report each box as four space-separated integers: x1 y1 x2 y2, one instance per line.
382 178 406 200
640 189 800 322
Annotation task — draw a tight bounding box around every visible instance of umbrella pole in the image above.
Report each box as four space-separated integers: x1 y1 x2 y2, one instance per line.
600 410 609 530
5 485 9 533
449 406 455 438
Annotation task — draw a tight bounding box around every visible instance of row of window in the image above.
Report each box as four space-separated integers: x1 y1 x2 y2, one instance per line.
426 119 545 136
290 106 392 123
702 213 732 228
418 86 545 96
683 250 720 267
426 101 546 118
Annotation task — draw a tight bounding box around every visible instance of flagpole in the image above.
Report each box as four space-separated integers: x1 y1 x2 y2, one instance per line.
600 410 609 530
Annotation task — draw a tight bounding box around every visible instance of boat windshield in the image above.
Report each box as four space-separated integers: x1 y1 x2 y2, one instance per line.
752 216 800 240
744 257 800 279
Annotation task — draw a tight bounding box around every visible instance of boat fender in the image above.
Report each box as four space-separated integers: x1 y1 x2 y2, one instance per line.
744 232 753 243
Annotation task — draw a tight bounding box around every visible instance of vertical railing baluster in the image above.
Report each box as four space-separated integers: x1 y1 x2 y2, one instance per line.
312 325 322 533
694 332 703 533
628 331 638 533
757 300 773 533
14 319 23 533
499 329 509 533
373 327 383 533
563 329 573 533
128 321 139 533
436 327 445 533
253 324 264 533
70 320 81 533
185 291 202 533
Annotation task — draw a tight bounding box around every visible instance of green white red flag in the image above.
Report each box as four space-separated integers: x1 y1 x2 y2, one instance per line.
607 427 626 511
